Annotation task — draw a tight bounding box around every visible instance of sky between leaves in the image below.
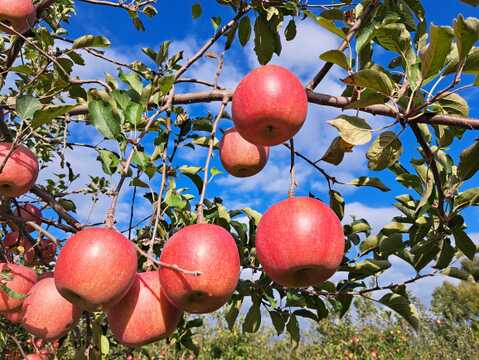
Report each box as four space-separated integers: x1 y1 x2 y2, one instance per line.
5 0 479 306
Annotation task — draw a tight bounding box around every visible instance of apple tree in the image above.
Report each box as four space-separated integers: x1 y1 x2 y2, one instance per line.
0 0 479 358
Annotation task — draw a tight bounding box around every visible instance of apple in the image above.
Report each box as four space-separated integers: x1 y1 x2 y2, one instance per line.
0 0 36 34
21 277 82 340
107 271 182 347
255 197 345 287
54 227 137 311
219 127 270 177
232 65 308 146
0 143 39 198
23 354 47 360
159 224 240 314
16 204 42 232
0 263 36 312
2 309 23 324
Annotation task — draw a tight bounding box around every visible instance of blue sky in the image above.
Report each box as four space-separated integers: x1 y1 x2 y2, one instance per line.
23 1 479 305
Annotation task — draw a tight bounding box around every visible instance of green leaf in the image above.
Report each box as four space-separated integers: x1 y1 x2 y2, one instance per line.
342 69 394 96
454 15 479 62
348 177 390 192
286 314 300 346
0 283 28 299
97 150 120 175
225 299 242 330
329 190 345 220
379 233 404 254
165 189 187 210
420 25 454 79
320 49 349 70
243 303 261 333
349 259 391 279
444 47 479 75
345 89 388 109
119 70 144 96
457 140 479 180
242 208 262 224
435 238 455 269
238 16 251 46
32 105 76 128
99 335 109 358
191 3 202 19
379 293 419 329
403 0 425 20
254 16 275 64
269 311 285 335
88 99 121 139
443 267 474 280
16 95 41 120
435 92 469 117
454 187 479 210
284 19 297 41
305 11 346 39
367 131 403 170
453 229 476 260
132 149 150 170
328 115 372 145
72 35 110 49
321 136 353 166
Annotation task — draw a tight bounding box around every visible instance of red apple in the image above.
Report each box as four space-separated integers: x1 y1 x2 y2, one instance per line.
159 224 240 314
0 263 36 312
255 197 344 287
0 0 36 34
21 277 82 340
0 143 39 198
54 227 137 311
107 271 182 347
16 204 42 232
2 309 23 324
23 354 47 360
219 127 270 177
232 65 308 146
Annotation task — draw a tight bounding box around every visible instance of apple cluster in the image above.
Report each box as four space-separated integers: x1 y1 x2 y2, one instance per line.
0 65 345 352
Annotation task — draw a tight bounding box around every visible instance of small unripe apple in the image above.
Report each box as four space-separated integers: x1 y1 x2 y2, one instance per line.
107 271 182 347
1 309 23 324
16 204 42 232
219 127 270 177
21 277 82 341
54 227 137 311
0 263 37 312
232 65 308 146
159 224 240 314
0 143 39 198
255 197 344 287
0 0 36 34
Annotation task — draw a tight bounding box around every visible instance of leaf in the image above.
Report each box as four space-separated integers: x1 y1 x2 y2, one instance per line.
0 283 27 299
32 105 76 128
320 49 349 70
349 259 391 279
454 187 479 210
165 190 187 210
345 89 388 109
348 177 390 192
379 293 419 329
328 115 372 145
435 238 455 269
119 70 144 96
420 25 454 79
457 140 479 180
443 266 473 280
238 16 251 46
342 69 394 96
99 335 109 358
254 16 275 64
286 314 300 346
403 0 425 20
225 299 242 330
367 131 403 170
269 311 285 335
73 35 110 49
88 99 121 139
305 11 346 39
16 95 41 120
453 229 476 260
97 150 120 175
284 19 297 41
242 208 262 224
444 47 479 75
435 92 469 117
329 190 345 220
191 3 202 19
454 15 479 61
243 303 261 333
321 136 353 165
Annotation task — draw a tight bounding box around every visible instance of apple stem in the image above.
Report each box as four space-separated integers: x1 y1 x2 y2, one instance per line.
197 96 229 223
288 138 297 198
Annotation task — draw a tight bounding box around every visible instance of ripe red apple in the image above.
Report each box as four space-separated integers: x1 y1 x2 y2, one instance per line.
2 309 23 323
54 227 137 311
0 0 36 34
21 277 82 340
23 354 47 360
159 224 240 314
0 143 39 198
107 271 182 347
255 197 344 287
219 127 270 177
16 204 42 232
232 65 308 146
0 263 36 312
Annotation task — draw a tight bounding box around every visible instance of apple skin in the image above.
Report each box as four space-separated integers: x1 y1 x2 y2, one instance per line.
21 277 82 341
23 355 47 360
159 224 240 314
0 0 36 34
16 204 42 232
232 65 308 146
106 271 182 347
0 263 37 312
2 309 23 324
54 227 138 311
255 197 345 288
219 127 270 177
0 143 39 198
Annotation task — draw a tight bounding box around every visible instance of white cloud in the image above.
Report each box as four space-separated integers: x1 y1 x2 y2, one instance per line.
344 202 399 233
